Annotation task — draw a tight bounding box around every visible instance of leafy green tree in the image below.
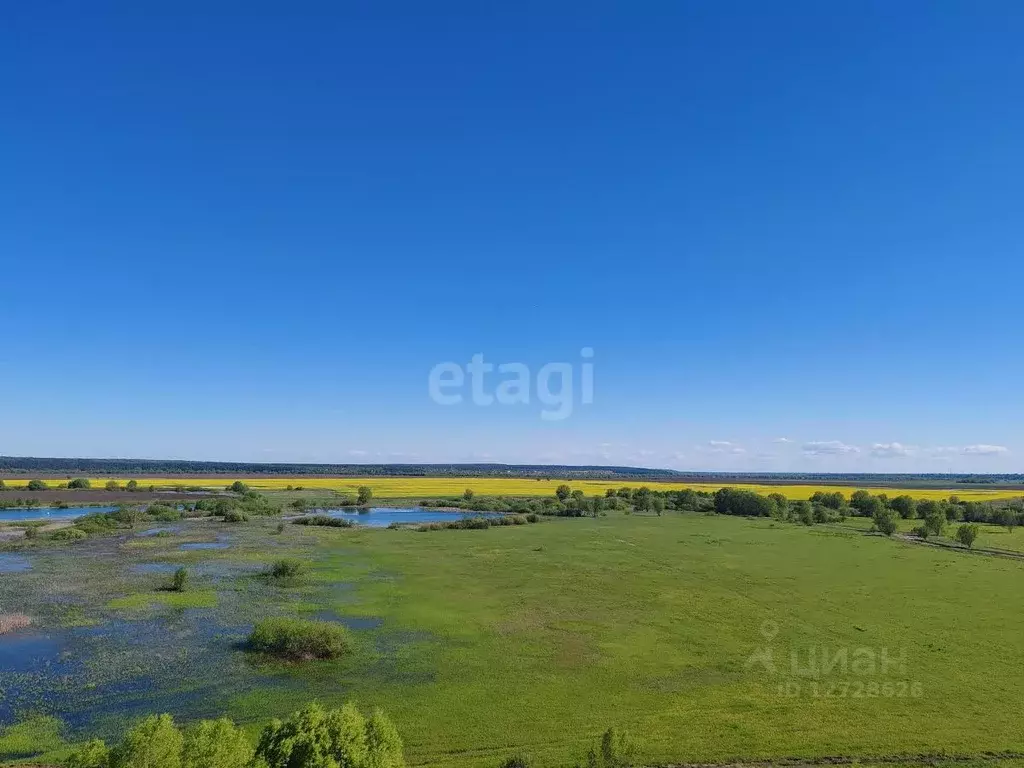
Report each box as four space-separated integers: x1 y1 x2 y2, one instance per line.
889 495 917 519
27 479 48 491
956 523 979 549
228 481 250 494
850 490 873 516
651 496 665 516
357 486 373 505
68 478 91 489
463 489 474 501
256 702 401 768
555 484 572 502
676 488 699 510
872 508 898 537
105 479 120 491
66 739 110 768
921 503 946 538
364 709 404 768
182 718 252 768
590 495 604 517
126 480 139 491
110 714 183 768
793 500 813 526
631 487 652 513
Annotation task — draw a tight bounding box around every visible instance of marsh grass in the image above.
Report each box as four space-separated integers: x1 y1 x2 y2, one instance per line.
0 612 31 634
293 515 354 528
247 617 352 660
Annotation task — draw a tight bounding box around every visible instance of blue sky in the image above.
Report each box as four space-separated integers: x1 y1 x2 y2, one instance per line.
2 1 1022 472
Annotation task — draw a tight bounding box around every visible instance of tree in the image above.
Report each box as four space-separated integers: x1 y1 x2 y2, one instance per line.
105 479 121 491
463 489 474 501
66 739 110 768
256 702 403 768
676 488 699 511
364 709 405 768
850 490 873 516
793 500 814 526
357 486 373 505
182 718 252 768
890 495 917 519
922 504 946 538
956 523 979 549
590 495 604 517
110 714 183 768
631 487 652 513
767 493 789 519
651 496 665 516
872 508 898 537
126 479 139 492
68 478 91 489
228 481 250 494
26 479 48 491
555 484 572 502
171 568 188 592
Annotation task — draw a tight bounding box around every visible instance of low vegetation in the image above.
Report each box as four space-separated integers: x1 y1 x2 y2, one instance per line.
247 617 352 660
293 514 354 528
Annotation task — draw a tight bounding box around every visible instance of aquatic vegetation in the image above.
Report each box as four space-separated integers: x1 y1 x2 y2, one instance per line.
107 589 217 610
268 558 306 580
170 567 189 592
0 613 32 635
247 617 352 660
293 515 354 528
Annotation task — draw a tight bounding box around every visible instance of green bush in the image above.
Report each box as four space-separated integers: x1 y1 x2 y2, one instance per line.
223 510 248 523
293 515 353 528
110 714 183 768
65 738 110 768
956 523 979 549
268 559 306 580
247 617 351 660
228 481 250 494
68 478 91 489
255 702 403 768
48 527 87 542
26 479 48 491
147 504 182 522
65 714 252 768
170 567 188 592
182 718 252 768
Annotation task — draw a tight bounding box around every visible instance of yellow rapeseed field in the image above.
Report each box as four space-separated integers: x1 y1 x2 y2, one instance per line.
1 475 1021 501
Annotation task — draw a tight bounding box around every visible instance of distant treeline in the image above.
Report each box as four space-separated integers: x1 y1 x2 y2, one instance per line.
0 456 679 480
2 456 1022 486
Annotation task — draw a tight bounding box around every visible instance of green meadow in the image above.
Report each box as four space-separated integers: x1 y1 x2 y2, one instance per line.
2 512 1023 767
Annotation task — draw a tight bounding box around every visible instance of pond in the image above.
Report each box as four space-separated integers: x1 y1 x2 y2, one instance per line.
316 507 501 528
0 506 116 523
0 554 32 573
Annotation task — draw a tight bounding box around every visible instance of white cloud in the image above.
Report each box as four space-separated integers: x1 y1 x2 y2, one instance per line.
707 440 745 455
961 444 1009 456
802 440 860 456
772 437 793 444
870 442 913 458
